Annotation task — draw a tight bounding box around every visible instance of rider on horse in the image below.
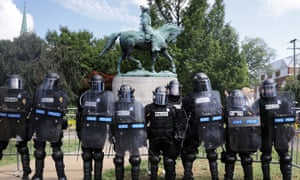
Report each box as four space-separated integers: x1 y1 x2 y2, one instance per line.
140 6 154 43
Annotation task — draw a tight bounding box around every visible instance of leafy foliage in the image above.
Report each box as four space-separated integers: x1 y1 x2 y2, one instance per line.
0 0 274 106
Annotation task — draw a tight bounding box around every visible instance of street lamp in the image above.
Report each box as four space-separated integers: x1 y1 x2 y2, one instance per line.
290 39 297 80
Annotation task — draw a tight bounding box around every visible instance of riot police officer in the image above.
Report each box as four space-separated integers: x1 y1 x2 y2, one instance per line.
222 89 261 180
181 72 224 180
110 84 146 180
0 74 32 180
166 80 188 150
30 72 68 180
145 86 180 180
76 74 114 180
259 78 295 180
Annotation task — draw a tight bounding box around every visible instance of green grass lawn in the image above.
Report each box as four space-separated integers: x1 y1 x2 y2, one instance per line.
101 158 300 180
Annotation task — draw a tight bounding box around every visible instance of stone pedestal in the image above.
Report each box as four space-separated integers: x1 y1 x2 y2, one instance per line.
112 71 178 106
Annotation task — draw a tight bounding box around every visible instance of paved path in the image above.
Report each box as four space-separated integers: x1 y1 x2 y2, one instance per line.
0 155 116 180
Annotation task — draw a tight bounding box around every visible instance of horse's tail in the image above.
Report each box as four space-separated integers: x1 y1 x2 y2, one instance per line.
99 32 121 56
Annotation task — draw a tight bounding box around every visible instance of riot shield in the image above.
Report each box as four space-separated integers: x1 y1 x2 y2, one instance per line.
195 91 225 149
274 91 296 150
226 94 262 152
32 86 68 142
0 88 28 140
80 90 114 148
113 100 146 156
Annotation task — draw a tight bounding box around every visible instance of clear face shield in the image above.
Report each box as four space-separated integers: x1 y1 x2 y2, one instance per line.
118 85 134 103
230 95 246 108
193 79 212 93
153 87 167 105
42 78 57 90
7 76 23 89
263 84 277 97
91 80 104 93
168 84 180 96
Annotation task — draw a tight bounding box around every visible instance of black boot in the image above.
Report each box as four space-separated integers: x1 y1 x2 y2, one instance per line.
114 156 124 180
32 150 45 180
181 154 196 180
83 160 92 180
149 155 160 180
21 153 32 180
31 159 44 180
52 150 67 180
207 151 219 180
16 142 31 180
261 155 271 180
82 150 92 180
224 163 235 180
129 156 141 180
93 151 104 180
164 158 176 180
241 156 253 180
280 154 292 180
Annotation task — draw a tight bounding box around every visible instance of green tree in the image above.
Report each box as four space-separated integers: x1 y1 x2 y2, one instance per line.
175 0 249 97
241 37 275 86
283 76 300 105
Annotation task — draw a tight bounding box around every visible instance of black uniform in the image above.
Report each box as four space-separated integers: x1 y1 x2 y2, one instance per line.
30 73 68 180
110 84 146 180
166 80 188 148
145 86 180 180
0 75 32 180
259 79 295 180
222 89 261 180
76 75 114 180
181 72 224 180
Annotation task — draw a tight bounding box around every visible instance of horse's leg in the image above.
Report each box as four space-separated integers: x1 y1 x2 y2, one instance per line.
117 51 127 74
128 56 144 70
162 50 176 73
151 52 158 73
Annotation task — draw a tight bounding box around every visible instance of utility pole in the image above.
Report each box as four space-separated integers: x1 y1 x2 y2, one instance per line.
290 39 297 80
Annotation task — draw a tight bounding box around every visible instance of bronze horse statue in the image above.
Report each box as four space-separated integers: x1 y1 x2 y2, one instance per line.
100 23 182 74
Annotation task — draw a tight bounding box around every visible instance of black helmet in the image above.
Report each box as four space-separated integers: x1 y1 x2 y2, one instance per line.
90 75 104 93
42 72 59 90
153 86 168 105
229 89 246 108
7 74 23 89
166 80 182 102
192 72 212 93
118 84 134 103
261 78 277 98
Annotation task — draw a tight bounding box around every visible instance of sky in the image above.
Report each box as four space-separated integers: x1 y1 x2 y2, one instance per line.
1 0 300 60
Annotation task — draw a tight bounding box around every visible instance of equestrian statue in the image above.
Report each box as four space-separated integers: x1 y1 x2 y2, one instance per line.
100 6 182 74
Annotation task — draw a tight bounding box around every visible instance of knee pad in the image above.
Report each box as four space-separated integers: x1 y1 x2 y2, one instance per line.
181 153 196 162
164 158 175 167
34 149 46 160
280 153 292 164
241 156 252 165
114 156 124 166
222 153 236 164
52 150 64 161
207 151 218 161
261 154 272 163
149 155 160 164
93 151 104 161
129 156 141 166
82 151 92 161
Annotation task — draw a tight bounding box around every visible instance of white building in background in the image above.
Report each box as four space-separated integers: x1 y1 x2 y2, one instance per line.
260 53 300 88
